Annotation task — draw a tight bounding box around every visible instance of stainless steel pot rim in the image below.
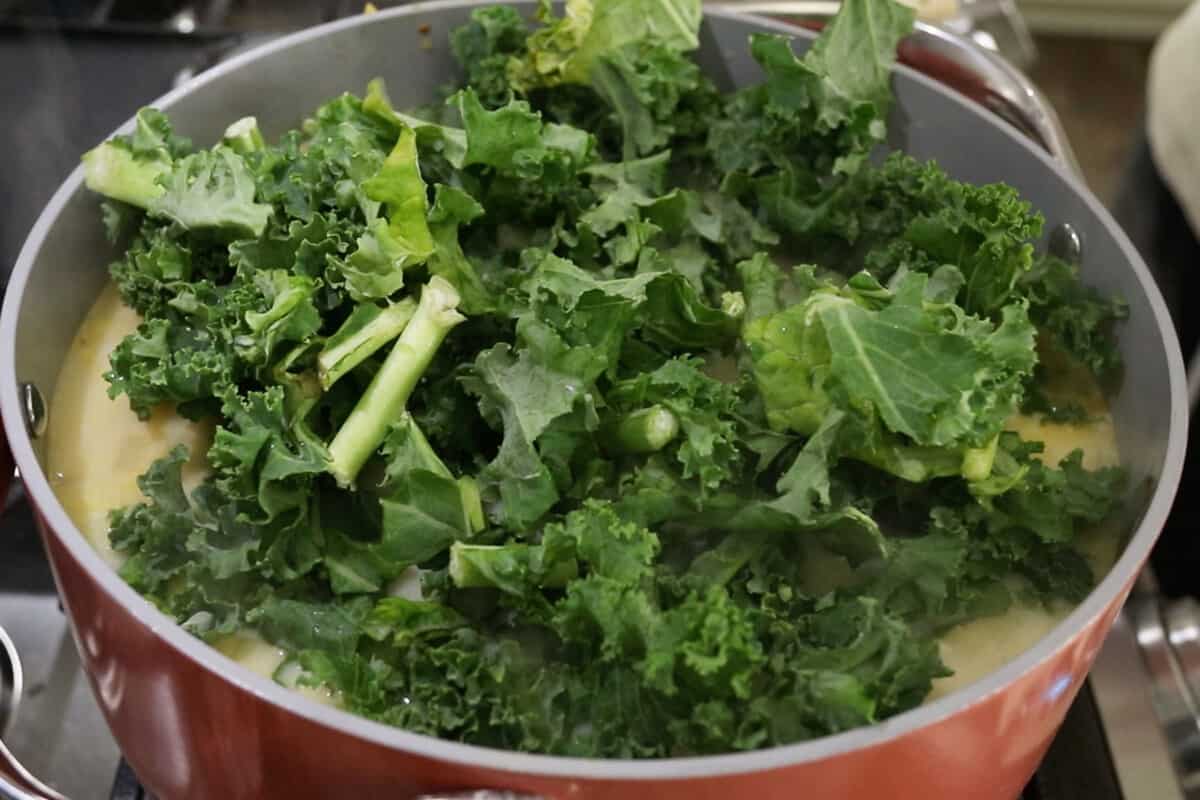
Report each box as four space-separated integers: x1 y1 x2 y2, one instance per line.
0 0 1188 781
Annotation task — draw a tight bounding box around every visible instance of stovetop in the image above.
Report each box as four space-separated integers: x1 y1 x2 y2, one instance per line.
1 3 1198 800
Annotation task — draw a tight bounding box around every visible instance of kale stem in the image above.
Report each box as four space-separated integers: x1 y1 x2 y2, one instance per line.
962 435 1000 483
318 299 418 390
81 145 168 208
222 117 265 154
448 542 578 591
327 277 464 487
606 405 680 455
457 476 486 534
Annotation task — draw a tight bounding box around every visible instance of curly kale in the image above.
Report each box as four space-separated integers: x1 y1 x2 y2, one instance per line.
84 0 1128 759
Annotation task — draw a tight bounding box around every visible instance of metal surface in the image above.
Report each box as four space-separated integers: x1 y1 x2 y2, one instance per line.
1166 599 1200 695
953 0 1038 67
0 29 223 292
1120 586 1200 798
18 386 42 441
170 33 278 89
0 612 67 800
0 492 122 800
1090 607 1187 800
0 593 119 800
904 21 1078 175
1048 221 1084 264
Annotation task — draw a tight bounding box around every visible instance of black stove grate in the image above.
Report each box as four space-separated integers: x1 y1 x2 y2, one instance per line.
1023 683 1124 800
109 760 151 800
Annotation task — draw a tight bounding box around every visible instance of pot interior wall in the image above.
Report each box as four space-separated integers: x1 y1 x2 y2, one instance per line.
14 2 1171 553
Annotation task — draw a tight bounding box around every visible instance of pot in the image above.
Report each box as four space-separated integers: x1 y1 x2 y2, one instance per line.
0 3 1188 798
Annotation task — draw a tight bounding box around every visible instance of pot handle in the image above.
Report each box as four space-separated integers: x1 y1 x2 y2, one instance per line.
0 627 64 800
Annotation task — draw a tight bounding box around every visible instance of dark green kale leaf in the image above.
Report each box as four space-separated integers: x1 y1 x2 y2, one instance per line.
508 0 702 92
82 108 188 209
1021 380 1092 424
591 41 705 159
1022 253 1128 378
450 5 529 109
426 185 496 316
455 88 596 223
105 315 236 419
707 0 914 214
744 268 1037 482
607 356 742 493
150 146 273 237
207 386 328 523
461 338 597 530
109 446 264 636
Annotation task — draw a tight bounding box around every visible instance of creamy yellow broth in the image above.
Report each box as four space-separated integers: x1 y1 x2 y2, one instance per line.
46 282 1123 707
213 630 339 707
47 283 213 567
930 385 1121 699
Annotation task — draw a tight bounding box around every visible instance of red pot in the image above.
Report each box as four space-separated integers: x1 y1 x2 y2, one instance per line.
0 3 1188 799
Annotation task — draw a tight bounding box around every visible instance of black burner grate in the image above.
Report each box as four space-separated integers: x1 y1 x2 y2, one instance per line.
1022 684 1124 800
110 760 153 800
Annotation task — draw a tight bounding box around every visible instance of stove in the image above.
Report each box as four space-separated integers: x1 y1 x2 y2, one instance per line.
0 2 1198 799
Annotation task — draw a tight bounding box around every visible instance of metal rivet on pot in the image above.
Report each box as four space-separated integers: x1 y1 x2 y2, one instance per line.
21 382 46 439
1048 222 1083 264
